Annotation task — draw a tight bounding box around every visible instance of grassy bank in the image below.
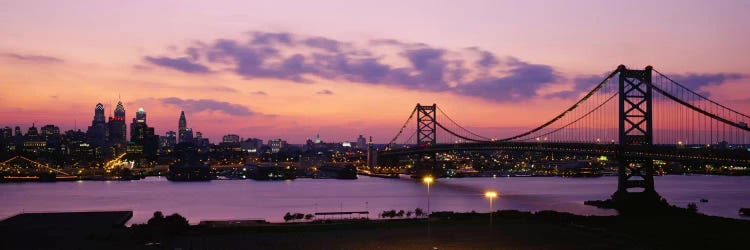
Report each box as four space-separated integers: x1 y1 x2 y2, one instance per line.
4 210 748 249
157 210 749 249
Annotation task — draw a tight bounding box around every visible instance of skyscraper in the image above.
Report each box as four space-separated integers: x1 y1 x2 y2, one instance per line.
108 101 127 145
130 107 148 142
93 103 105 123
136 107 146 123
129 107 158 158
178 111 193 143
86 103 108 147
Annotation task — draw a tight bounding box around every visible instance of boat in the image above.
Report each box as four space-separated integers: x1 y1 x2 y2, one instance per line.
740 208 750 216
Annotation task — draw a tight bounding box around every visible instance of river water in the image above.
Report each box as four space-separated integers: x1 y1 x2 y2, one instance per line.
1 175 748 224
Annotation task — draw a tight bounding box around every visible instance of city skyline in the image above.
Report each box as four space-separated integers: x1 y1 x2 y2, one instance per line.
2 0 749 143
0 104 364 145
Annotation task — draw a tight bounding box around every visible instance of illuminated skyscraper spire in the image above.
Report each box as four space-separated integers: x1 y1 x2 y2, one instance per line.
114 101 126 121
108 99 127 145
94 103 105 123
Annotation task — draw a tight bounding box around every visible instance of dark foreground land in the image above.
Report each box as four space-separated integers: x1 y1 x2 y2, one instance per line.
2 210 749 249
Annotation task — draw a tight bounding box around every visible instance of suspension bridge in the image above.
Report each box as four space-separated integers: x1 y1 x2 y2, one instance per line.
369 65 750 205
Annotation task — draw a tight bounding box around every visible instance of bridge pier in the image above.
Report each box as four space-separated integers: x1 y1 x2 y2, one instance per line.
611 156 664 212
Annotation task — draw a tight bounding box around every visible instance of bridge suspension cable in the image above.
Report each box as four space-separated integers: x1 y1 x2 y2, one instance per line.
651 70 750 133
495 68 620 142
387 106 418 146
654 69 750 121
515 91 619 142
435 106 492 142
435 121 490 143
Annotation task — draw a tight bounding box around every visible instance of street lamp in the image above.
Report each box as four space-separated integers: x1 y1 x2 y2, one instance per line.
485 191 498 226
423 176 434 216
423 176 434 247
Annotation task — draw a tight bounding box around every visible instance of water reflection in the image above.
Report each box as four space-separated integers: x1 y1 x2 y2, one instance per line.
1 175 748 224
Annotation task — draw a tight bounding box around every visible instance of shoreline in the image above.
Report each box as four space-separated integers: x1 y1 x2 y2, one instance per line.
4 209 750 249
5 172 750 184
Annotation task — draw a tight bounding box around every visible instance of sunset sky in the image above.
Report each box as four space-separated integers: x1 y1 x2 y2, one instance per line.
1 0 749 143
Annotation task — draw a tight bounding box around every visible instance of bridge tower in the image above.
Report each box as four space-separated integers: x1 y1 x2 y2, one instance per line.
416 103 437 147
415 103 438 178
615 65 659 203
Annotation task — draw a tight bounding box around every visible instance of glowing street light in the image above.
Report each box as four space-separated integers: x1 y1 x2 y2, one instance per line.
422 175 435 246
485 191 498 226
423 176 434 216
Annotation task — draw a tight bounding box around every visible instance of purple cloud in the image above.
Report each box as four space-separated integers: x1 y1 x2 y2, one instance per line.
668 73 744 96
304 36 343 52
144 56 211 74
316 89 333 95
458 61 559 101
205 86 238 92
250 32 293 45
143 31 567 102
159 97 256 116
2 53 63 63
251 91 268 95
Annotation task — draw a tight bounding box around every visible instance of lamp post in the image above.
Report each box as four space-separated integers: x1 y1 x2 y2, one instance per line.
423 176 434 216
485 191 498 227
423 176 434 247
